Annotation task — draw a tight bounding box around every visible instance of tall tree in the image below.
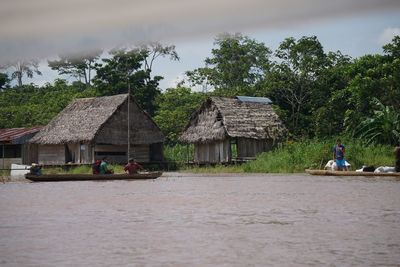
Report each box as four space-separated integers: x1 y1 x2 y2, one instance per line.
93 48 160 115
48 50 102 85
186 33 272 95
4 60 42 86
265 36 328 136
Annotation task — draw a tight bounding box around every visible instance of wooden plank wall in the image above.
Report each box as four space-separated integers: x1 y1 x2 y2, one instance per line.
194 140 231 163
38 145 65 165
94 144 150 163
22 143 38 165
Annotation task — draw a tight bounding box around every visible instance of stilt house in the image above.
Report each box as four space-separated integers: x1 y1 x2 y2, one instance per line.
180 96 287 163
29 94 165 165
0 126 43 168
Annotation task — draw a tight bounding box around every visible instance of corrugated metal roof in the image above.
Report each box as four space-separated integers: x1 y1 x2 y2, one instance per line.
0 126 43 144
236 96 272 104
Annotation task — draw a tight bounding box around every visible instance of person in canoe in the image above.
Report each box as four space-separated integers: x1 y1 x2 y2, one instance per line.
30 163 42 176
92 159 101 174
332 139 346 171
124 158 143 174
99 157 113 174
395 143 400 172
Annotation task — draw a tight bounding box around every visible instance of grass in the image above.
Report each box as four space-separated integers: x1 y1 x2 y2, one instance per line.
165 138 395 173
243 138 394 173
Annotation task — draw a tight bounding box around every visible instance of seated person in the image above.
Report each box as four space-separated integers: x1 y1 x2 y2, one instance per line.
99 157 113 174
92 160 101 174
124 158 143 174
30 163 42 176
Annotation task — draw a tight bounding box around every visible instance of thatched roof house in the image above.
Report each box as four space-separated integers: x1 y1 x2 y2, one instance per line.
30 94 165 164
180 96 287 163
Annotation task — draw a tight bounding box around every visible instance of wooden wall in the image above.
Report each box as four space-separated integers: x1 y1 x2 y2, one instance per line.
93 144 150 163
236 138 273 159
95 99 164 145
38 145 65 165
194 140 231 163
22 143 38 165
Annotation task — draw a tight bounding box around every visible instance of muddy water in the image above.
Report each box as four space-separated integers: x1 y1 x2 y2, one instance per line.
0 173 399 266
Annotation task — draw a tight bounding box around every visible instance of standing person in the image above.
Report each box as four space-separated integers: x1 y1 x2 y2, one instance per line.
332 139 346 171
99 157 113 174
124 158 143 174
395 143 400 172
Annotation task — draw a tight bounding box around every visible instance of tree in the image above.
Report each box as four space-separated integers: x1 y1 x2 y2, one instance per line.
265 36 328 136
186 33 272 95
139 42 179 75
48 50 102 86
341 36 400 133
154 87 206 143
4 60 42 86
93 48 160 115
0 72 10 89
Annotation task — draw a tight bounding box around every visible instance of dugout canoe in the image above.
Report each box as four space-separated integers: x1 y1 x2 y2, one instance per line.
305 169 400 177
25 171 163 182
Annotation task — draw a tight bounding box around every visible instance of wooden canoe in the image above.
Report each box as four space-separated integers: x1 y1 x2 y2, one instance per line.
25 171 163 182
305 169 400 177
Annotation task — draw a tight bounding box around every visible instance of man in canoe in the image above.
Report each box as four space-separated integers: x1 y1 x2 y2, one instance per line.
124 158 143 174
332 139 346 171
99 157 113 174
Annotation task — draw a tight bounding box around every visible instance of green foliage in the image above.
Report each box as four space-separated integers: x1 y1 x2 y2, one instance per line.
93 48 161 115
163 143 194 162
186 33 272 94
265 36 340 136
0 72 10 89
242 138 394 173
154 87 207 143
355 98 400 145
0 80 97 128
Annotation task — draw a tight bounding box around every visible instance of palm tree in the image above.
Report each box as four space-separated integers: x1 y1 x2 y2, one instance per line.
8 60 42 86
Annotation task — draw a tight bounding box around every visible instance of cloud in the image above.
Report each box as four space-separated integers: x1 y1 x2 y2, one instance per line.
1 0 399 64
378 27 400 45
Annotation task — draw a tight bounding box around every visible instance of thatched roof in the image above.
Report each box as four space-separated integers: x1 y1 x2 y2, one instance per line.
180 96 287 143
30 94 164 145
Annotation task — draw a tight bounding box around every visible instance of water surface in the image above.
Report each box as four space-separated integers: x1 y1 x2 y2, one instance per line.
0 173 399 266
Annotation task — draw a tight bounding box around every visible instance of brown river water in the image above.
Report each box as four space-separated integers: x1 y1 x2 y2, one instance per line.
0 173 399 267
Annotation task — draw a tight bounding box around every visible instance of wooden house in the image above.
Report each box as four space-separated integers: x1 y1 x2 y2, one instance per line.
0 126 43 168
180 96 287 163
29 94 165 165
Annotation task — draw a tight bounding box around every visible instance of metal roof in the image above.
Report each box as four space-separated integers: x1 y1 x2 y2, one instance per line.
236 96 272 104
0 126 43 144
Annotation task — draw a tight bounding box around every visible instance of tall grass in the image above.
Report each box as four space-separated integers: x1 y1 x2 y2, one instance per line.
243 138 394 173
164 144 194 163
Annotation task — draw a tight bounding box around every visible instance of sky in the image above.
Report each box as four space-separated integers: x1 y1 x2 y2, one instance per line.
1 0 400 90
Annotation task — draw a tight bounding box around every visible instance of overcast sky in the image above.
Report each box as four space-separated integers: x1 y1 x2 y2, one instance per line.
1 0 400 89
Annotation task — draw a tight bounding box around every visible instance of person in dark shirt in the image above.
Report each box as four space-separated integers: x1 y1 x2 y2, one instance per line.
332 139 346 171
124 158 143 174
30 163 42 175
